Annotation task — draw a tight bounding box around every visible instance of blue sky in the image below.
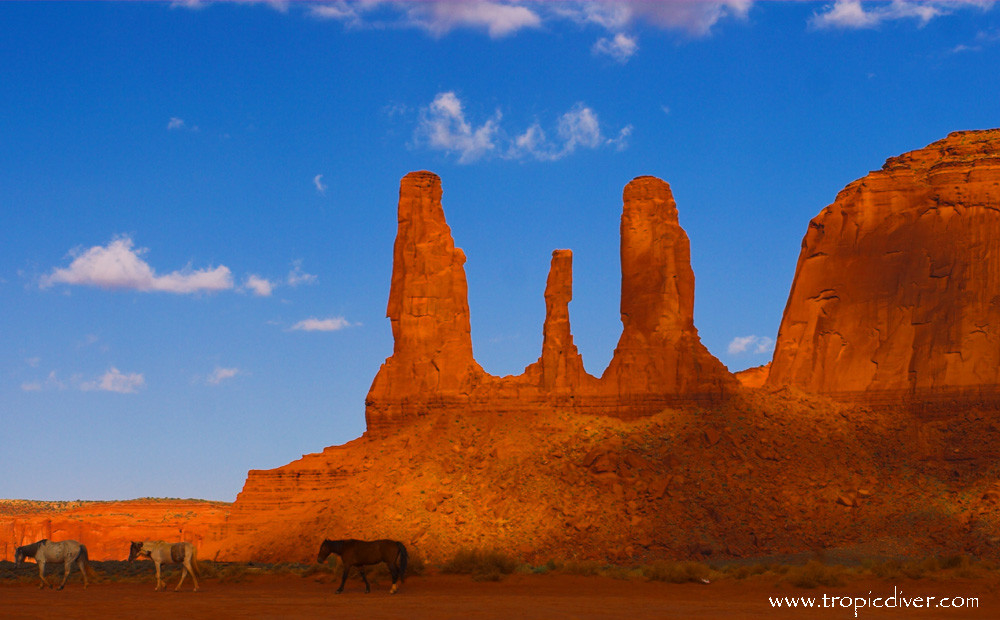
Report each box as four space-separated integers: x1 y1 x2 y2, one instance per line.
3 1 998 501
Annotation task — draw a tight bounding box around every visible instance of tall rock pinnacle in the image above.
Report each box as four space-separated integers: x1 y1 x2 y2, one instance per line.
523 249 589 393
602 176 736 401
366 171 484 433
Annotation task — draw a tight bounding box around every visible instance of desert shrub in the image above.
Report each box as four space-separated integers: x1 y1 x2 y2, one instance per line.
723 563 771 580
559 560 605 577
440 548 519 581
901 557 940 580
867 559 903 580
782 561 848 589
642 561 712 584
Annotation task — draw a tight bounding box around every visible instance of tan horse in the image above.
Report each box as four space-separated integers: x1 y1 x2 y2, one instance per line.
14 539 92 589
128 541 200 592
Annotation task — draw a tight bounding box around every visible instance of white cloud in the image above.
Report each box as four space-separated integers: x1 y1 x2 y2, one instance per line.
292 317 353 332
81 367 145 394
630 0 752 36
415 91 500 163
728 335 774 356
287 260 318 287
551 1 750 36
207 366 240 385
167 117 186 130
416 92 630 163
41 236 234 294
809 0 969 29
558 104 604 151
510 103 632 161
308 1 376 27
244 274 275 297
22 371 67 392
404 1 542 38
313 174 328 195
592 32 638 63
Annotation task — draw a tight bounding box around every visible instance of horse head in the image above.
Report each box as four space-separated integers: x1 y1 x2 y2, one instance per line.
317 539 334 564
127 541 145 563
14 546 25 568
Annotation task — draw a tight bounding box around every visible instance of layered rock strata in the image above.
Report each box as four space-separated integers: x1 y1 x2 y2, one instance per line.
0 500 229 561
768 129 1000 402
365 171 735 435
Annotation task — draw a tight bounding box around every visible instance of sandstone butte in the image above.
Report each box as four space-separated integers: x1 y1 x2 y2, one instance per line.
7 132 1000 566
768 129 1000 403
365 171 737 435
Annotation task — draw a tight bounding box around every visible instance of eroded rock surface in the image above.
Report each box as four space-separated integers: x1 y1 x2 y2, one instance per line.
365 172 735 435
768 129 1000 402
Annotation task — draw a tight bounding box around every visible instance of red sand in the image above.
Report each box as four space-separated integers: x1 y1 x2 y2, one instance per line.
2 573 996 619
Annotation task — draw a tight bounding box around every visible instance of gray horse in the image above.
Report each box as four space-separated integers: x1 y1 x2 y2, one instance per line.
128 540 200 592
14 539 92 589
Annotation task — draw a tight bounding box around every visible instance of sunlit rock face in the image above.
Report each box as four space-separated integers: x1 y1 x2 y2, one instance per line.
521 249 592 393
364 172 735 435
0 500 229 561
600 176 736 410
768 129 1000 402
364 171 487 432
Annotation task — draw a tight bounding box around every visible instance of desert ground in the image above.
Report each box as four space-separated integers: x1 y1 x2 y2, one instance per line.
2 571 998 620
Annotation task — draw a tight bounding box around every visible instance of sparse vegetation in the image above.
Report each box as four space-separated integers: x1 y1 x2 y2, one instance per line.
3 553 997 589
440 548 520 581
643 560 714 584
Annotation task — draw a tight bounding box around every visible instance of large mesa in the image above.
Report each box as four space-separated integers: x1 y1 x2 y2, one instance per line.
768 129 1000 403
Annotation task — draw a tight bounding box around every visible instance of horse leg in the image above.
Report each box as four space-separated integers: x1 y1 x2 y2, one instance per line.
175 562 187 591
154 560 163 591
389 561 400 594
358 567 370 594
38 560 51 589
57 558 73 590
336 565 350 593
184 557 199 592
77 556 89 589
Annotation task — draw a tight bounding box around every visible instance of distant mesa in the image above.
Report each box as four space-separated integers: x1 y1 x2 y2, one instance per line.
365 171 736 435
768 128 1000 403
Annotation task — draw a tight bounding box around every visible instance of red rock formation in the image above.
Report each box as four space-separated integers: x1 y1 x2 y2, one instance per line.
365 172 734 435
601 176 736 408
522 249 591 393
768 129 1000 401
0 500 229 561
735 363 770 388
365 171 487 434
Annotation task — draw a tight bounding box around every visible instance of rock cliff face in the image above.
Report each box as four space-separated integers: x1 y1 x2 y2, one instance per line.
364 171 486 431
601 176 735 408
365 172 735 435
0 500 229 561
768 129 1000 401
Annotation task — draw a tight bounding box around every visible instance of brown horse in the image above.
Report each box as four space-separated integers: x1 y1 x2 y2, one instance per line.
14 539 93 589
128 541 200 592
317 539 408 594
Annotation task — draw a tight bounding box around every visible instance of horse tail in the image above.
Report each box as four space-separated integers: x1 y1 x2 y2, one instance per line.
397 541 408 582
79 545 98 580
190 545 200 577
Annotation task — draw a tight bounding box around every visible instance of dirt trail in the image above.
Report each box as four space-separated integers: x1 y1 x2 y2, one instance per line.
2 574 997 619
